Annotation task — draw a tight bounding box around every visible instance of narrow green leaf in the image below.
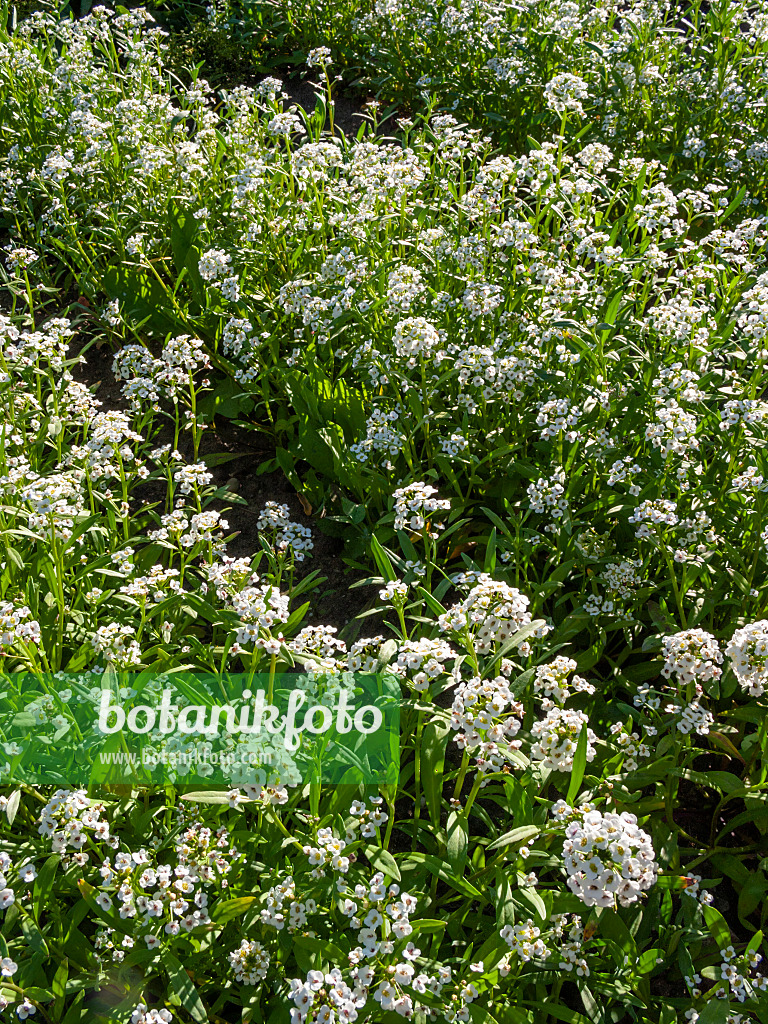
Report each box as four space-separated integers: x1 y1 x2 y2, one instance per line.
567 725 589 804
367 847 401 881
421 719 451 828
446 811 468 872
703 905 732 950
34 854 60 923
487 825 540 852
4 791 20 827
161 948 208 1023
210 897 258 924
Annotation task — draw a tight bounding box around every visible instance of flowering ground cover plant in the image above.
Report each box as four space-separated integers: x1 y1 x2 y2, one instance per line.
0 0 766 1022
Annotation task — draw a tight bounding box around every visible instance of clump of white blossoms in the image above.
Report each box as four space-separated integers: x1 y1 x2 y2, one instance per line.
0 852 15 913
197 248 231 282
500 920 551 962
230 581 290 651
0 601 41 652
556 803 659 908
530 707 597 772
393 637 456 692
387 265 425 312
392 317 441 362
439 574 549 654
257 501 314 561
719 398 768 432
290 968 366 1024
628 498 679 539
350 407 404 470
379 579 409 607
267 112 306 137
635 677 714 736
527 468 569 530
347 636 387 672
290 624 347 673
148 509 229 557
660 630 723 687
450 669 524 774
533 656 595 703
91 623 142 669
544 73 589 116
347 796 389 840
440 430 469 457
392 482 450 535
726 620 768 697
229 939 270 984
130 1006 173 1024
173 463 213 495
306 46 333 68
536 397 581 441
38 789 115 856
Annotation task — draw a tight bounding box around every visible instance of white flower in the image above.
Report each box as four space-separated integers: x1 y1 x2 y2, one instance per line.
392 317 441 361
1 957 17 977
228 938 270 984
530 707 597 772
392 482 450 534
307 47 333 68
558 806 658 908
726 620 768 697
544 73 589 116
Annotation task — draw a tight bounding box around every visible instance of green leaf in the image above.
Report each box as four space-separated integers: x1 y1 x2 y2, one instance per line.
179 790 235 804
102 265 179 338
515 886 547 923
4 791 20 826
210 897 258 924
487 825 540 852
598 908 636 958
521 1001 590 1023
19 911 48 955
77 880 133 937
52 958 68 1019
673 769 742 794
421 719 451 829
61 991 85 1024
34 854 60 923
737 873 768 921
161 948 208 1023
636 948 662 974
399 853 485 901
703 905 732 950
567 725 589 804
695 999 731 1024
292 934 347 967
370 534 397 583
718 186 746 224
408 919 447 935
446 811 468 872
367 847 401 881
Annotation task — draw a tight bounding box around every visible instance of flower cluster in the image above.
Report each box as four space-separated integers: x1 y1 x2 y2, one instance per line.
556 803 659 908
257 501 314 561
726 620 768 697
229 939 270 984
530 707 597 772
439 576 548 654
392 482 450 534
450 668 524 774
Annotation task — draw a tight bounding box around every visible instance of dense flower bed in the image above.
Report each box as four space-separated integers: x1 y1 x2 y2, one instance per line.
0 1 766 1022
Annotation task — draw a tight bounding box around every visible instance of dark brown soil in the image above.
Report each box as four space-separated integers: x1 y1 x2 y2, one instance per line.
280 75 373 139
